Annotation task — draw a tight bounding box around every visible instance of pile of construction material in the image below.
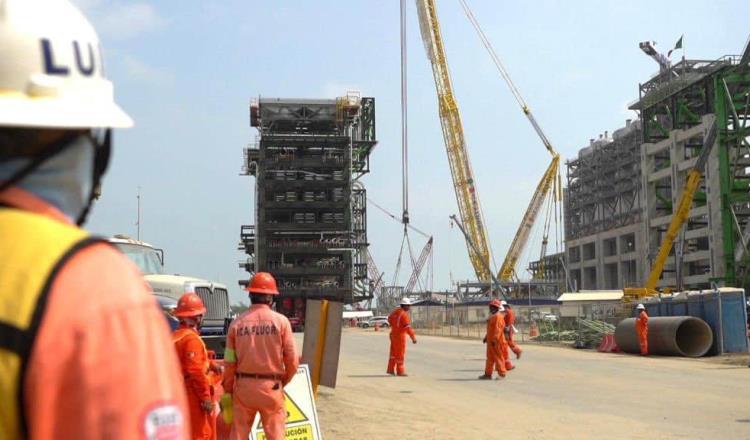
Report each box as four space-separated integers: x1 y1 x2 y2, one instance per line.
533 318 615 348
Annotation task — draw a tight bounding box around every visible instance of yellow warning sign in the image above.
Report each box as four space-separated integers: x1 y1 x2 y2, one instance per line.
257 392 308 428
251 365 321 440
257 424 314 440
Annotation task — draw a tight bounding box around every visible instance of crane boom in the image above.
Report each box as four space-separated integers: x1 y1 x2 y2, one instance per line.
405 237 434 292
457 0 562 282
416 0 493 282
624 121 717 299
498 156 560 280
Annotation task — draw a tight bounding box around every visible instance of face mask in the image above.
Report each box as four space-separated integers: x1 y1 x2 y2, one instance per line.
0 135 95 222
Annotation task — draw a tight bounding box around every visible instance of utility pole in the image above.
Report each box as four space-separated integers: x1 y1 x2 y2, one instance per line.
136 186 141 241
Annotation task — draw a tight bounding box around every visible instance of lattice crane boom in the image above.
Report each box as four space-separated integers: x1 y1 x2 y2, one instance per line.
416 0 493 283
457 0 562 282
405 237 434 293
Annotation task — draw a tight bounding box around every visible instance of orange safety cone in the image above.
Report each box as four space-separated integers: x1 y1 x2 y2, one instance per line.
529 321 539 338
374 322 380 332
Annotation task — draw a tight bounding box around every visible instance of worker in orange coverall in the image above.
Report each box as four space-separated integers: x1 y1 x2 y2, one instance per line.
635 303 649 355
223 272 299 440
500 300 522 370
173 293 223 440
387 297 418 376
479 299 507 380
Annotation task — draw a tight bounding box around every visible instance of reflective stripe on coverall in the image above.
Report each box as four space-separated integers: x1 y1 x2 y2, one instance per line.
636 310 649 355
387 308 416 375
1 187 189 440
503 307 522 369
484 312 507 377
223 304 298 440
173 325 215 440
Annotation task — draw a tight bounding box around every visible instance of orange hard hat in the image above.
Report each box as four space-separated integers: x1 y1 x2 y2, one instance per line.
246 272 280 295
489 299 502 308
174 292 206 318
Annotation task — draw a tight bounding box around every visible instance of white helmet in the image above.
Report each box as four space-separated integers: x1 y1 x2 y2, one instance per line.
500 300 508 306
0 0 132 128
399 298 413 306
636 304 645 310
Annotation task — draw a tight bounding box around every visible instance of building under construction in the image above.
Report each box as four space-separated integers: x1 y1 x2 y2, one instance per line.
563 48 750 292
238 95 377 320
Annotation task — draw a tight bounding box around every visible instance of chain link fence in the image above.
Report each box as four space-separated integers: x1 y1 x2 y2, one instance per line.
409 302 633 348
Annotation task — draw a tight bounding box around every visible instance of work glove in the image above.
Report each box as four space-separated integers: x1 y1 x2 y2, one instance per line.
412 338 417 344
482 336 487 344
200 400 213 412
220 393 234 424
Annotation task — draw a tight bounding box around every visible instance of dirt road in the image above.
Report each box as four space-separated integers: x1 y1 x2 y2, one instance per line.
314 328 750 439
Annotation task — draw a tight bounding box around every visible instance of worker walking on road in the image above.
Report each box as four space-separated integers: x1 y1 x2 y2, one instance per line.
173 293 223 440
479 299 507 380
0 1 188 438
635 304 649 356
387 298 418 376
223 272 299 440
500 300 522 370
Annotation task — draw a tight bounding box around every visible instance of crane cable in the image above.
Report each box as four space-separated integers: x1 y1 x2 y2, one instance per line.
400 0 409 224
457 0 556 157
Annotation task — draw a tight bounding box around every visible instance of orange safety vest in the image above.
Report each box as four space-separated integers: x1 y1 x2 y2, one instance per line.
0 208 105 439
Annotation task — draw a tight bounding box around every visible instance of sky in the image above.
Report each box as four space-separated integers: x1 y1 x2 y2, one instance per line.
75 0 750 305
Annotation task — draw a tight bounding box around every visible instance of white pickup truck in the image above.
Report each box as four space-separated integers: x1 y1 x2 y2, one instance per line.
109 235 230 354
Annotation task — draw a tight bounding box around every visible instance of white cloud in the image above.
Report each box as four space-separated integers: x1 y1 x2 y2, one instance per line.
121 55 174 85
72 1 166 40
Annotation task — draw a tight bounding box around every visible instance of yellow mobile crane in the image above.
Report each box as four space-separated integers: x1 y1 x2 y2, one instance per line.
415 0 493 282
457 0 562 283
623 121 717 300
417 0 561 286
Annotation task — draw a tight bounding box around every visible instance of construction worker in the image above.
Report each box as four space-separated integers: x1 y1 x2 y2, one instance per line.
479 299 507 380
173 293 223 440
500 300 522 370
0 1 188 439
387 298 418 376
223 272 298 440
635 303 649 356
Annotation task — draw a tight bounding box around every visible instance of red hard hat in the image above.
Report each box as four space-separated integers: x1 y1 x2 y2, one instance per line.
246 272 280 295
489 299 502 308
173 292 206 318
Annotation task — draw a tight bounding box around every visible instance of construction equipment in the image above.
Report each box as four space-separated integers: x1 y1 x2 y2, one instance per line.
449 215 508 301
405 237 434 293
457 0 562 283
416 0 493 283
624 121 718 300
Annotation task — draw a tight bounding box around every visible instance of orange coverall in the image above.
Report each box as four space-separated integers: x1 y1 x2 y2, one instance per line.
2 187 189 439
387 307 417 375
223 304 298 440
484 312 508 378
636 310 649 355
173 324 217 440
503 307 522 369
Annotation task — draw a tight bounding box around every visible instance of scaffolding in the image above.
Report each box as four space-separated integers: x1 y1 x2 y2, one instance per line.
238 96 377 315
631 54 750 289
565 120 643 241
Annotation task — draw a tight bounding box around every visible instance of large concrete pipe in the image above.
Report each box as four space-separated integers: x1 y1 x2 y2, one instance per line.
615 316 713 357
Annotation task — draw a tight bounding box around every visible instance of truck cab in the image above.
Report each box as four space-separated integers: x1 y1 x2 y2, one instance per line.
109 235 231 354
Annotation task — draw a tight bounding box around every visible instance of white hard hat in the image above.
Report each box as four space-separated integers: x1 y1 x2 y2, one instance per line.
636 304 645 310
500 300 508 306
0 0 132 128
399 298 413 306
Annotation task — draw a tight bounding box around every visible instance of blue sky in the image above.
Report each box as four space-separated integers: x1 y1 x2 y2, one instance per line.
75 0 749 305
